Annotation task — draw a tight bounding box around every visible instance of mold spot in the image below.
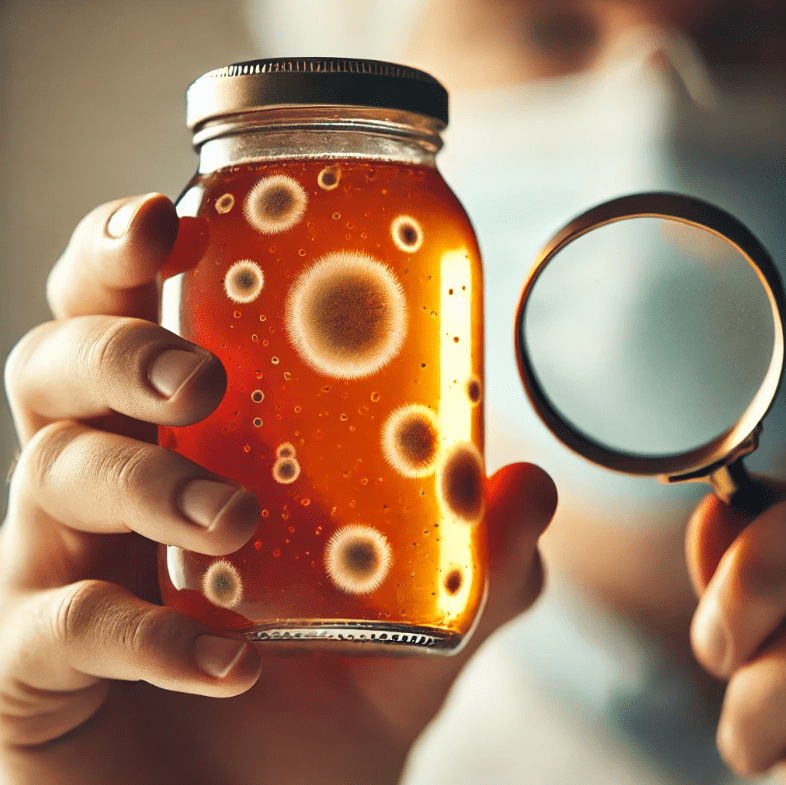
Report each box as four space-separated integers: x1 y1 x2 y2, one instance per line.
276 442 296 459
437 442 485 525
244 174 307 234
317 166 341 191
224 260 264 304
215 193 235 214
202 559 243 608
466 375 482 405
390 215 424 253
445 568 463 595
381 404 440 478
273 456 300 484
284 250 408 379
324 524 393 594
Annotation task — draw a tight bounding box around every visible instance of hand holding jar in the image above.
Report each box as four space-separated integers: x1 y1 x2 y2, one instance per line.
0 59 557 784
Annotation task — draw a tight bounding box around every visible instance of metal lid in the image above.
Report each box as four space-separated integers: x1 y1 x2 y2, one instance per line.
186 57 449 132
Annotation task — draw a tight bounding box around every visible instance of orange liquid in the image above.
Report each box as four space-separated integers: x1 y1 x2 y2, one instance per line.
159 158 486 653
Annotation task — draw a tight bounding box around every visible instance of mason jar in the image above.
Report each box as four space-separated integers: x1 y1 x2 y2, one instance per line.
159 57 486 654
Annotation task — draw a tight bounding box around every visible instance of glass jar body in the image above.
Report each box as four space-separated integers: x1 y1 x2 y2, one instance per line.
159 119 486 655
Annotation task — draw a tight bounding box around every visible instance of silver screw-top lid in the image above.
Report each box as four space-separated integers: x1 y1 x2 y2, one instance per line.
186 57 449 133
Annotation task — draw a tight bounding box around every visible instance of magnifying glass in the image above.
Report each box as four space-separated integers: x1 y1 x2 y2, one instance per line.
515 193 785 515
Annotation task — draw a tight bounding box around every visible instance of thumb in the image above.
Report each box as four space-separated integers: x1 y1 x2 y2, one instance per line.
0 581 261 746
686 478 786 595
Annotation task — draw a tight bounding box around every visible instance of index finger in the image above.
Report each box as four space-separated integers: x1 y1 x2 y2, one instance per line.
46 193 206 322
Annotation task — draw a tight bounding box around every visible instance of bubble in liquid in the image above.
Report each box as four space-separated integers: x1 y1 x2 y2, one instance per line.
318 166 341 191
244 174 307 234
202 559 243 608
466 375 482 405
381 404 440 478
253 418 263 427
276 442 296 459
284 250 408 379
224 260 264 304
445 568 463 595
273 456 300 484
324 524 393 595
390 215 424 253
251 390 264 403
437 442 485 525
215 193 235 214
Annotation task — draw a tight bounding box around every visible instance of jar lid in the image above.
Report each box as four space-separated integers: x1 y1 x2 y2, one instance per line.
186 57 449 132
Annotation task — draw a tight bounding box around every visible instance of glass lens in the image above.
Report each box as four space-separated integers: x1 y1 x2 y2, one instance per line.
521 218 776 457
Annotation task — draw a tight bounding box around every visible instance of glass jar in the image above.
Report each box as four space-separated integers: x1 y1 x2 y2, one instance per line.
159 58 486 654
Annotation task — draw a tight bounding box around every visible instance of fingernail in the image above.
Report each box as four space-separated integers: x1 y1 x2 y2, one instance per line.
106 194 153 238
193 635 248 678
693 595 730 676
148 349 210 398
179 480 246 529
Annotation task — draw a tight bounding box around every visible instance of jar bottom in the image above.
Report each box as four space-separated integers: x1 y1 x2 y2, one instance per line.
243 620 464 656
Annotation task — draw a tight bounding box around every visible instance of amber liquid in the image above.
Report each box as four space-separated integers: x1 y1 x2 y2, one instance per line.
159 158 485 653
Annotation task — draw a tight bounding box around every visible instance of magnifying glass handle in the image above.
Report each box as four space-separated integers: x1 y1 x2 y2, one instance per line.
709 457 779 516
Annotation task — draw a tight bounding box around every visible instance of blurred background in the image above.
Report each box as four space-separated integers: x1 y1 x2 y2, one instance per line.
1 1 785 783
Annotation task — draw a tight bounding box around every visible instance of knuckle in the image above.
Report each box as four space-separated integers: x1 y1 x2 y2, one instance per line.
14 421 82 498
717 716 762 776
76 316 148 384
3 323 56 405
124 605 183 662
718 674 777 776
53 579 114 649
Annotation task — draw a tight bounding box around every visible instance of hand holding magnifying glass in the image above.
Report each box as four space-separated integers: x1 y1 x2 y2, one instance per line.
516 193 786 774
515 192 785 515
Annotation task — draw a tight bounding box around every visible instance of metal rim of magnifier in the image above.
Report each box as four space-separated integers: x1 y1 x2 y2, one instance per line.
514 192 786 478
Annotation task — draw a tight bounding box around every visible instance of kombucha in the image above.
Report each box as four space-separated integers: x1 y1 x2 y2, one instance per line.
159 158 485 653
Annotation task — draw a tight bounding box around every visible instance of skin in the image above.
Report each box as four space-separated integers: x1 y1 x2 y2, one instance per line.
403 0 786 777
2 1 785 780
0 193 556 784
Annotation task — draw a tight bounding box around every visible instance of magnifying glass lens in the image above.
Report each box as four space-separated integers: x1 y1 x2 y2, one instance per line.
522 217 776 458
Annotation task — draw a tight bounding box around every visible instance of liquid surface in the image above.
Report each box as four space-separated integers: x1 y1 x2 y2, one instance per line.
159 159 485 646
